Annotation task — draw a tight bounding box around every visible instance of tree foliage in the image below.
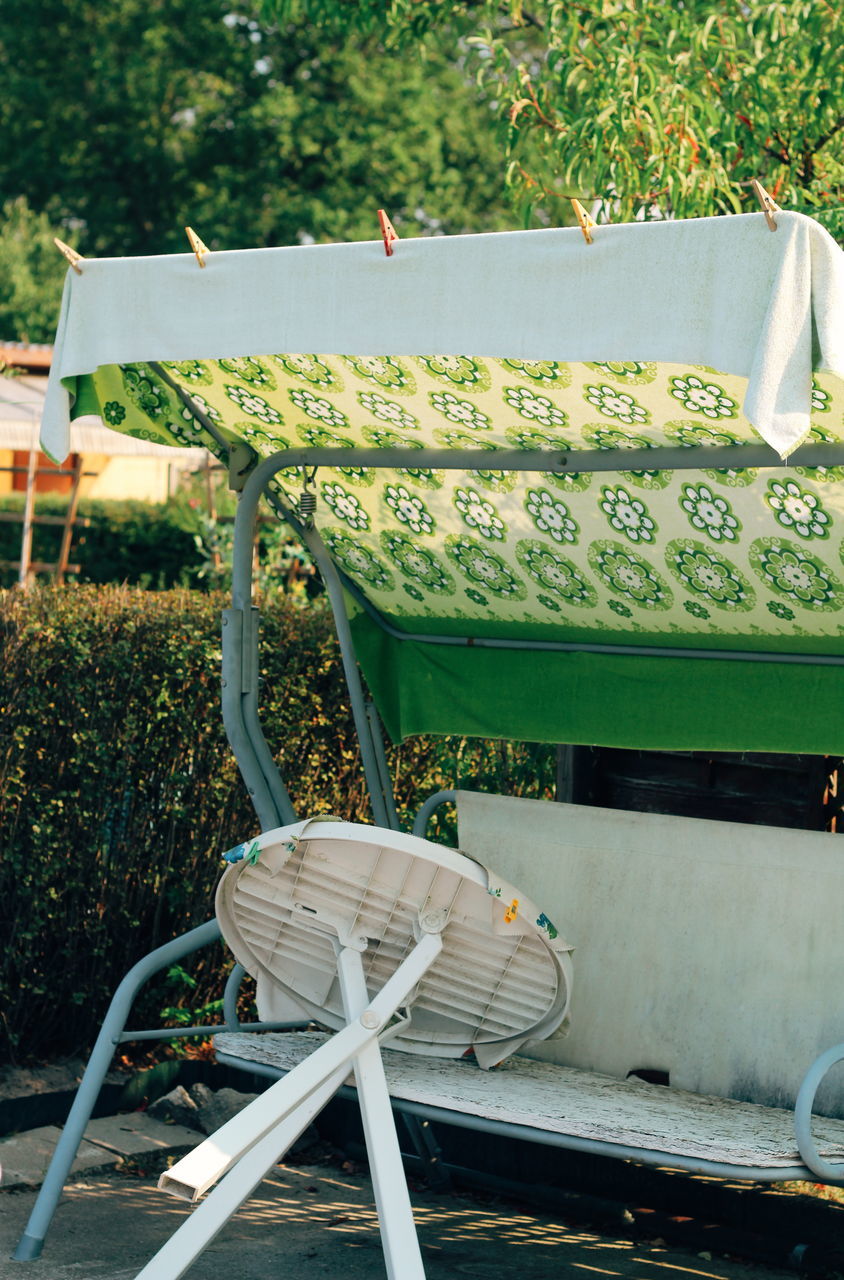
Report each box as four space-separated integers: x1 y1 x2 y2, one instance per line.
0 199 69 344
0 0 515 340
268 1 844 233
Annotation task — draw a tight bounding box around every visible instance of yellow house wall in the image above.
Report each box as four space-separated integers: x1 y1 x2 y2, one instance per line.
0 449 14 495
0 451 177 503
83 456 174 502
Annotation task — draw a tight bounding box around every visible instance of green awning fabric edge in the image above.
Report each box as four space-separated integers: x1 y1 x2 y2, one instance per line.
352 614 844 753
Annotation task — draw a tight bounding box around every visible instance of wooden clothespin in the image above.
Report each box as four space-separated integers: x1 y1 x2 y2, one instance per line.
54 238 84 275
570 198 596 245
185 226 210 267
378 209 399 257
750 179 779 232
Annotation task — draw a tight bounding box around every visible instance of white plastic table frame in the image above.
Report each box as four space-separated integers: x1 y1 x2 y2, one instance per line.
134 922 445 1280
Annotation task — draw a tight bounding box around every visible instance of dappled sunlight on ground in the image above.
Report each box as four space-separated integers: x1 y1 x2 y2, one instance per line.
0 1164 797 1280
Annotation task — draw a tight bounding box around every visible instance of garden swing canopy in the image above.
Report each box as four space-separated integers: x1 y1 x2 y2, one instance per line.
42 211 844 754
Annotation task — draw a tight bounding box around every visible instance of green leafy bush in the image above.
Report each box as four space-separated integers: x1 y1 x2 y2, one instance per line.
0 496 203 589
0 585 553 1063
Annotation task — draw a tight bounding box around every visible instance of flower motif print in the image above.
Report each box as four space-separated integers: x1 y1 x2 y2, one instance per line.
218 356 276 388
225 385 282 424
430 391 491 430
123 365 170 419
168 411 208 447
679 482 740 542
683 600 711 620
517 541 597 606
666 422 739 450
500 358 571 386
665 421 754 486
417 355 490 390
454 488 505 540
524 489 579 544
465 587 489 606
584 426 654 454
288 387 348 428
162 359 212 385
469 468 518 495
381 532 454 594
323 529 394 591
403 583 424 602
666 540 753 610
433 427 499 453
669 375 737 419
811 380 831 413
384 484 435 535
238 422 290 457
295 423 353 449
583 385 650 425
358 391 419 431
767 600 795 621
180 393 222 425
446 536 526 599
504 386 568 429
103 401 126 426
599 486 657 544
343 355 415 393
362 426 422 451
765 479 830 539
321 482 370 531
505 425 570 450
585 360 656 384
749 538 844 610
274 353 340 390
537 593 562 612
395 465 444 490
588 541 672 610
608 599 633 618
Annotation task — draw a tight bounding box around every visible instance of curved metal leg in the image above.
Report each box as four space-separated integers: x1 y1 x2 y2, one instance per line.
12 920 221 1262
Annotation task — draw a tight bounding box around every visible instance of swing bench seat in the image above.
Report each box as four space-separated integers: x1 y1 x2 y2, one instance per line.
213 1028 844 1180
218 789 844 1187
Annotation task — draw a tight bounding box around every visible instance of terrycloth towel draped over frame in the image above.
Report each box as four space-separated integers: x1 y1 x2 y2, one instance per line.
42 211 844 462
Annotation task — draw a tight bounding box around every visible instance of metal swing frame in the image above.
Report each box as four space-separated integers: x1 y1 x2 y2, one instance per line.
15 423 844 1263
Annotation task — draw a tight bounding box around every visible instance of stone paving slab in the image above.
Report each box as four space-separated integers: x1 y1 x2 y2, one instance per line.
0 1113 203 1191
0 1128 118 1191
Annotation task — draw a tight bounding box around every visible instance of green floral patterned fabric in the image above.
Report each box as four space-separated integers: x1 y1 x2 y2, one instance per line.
70 351 844 750
77 353 844 654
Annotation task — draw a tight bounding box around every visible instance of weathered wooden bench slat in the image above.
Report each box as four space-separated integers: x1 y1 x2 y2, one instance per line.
215 1030 844 1175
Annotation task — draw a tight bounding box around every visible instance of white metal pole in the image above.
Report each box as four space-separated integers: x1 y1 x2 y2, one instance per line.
337 945 428 1280
134 1062 349 1280
160 929 443 1201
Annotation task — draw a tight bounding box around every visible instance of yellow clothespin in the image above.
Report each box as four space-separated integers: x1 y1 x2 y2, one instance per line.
750 179 779 232
54 238 84 275
185 226 211 267
504 899 519 923
570 198 596 245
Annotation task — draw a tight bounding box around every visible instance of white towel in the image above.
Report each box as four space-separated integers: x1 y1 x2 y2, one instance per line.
41 211 844 462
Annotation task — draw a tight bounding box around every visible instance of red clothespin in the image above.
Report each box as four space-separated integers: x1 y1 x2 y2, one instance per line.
378 209 399 257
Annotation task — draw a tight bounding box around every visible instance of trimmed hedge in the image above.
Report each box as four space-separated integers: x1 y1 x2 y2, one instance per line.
0 585 555 1063
0 496 204 589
